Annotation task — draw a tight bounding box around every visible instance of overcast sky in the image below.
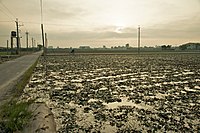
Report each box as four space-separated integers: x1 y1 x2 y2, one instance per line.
0 0 200 48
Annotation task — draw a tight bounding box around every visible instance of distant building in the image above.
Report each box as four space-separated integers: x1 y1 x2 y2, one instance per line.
79 46 91 49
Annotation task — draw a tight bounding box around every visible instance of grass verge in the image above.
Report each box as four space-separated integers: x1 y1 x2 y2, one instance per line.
0 52 10 55
0 57 39 132
0 100 33 132
15 58 39 97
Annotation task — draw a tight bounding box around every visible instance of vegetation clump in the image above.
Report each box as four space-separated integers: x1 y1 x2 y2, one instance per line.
0 57 39 132
0 100 32 133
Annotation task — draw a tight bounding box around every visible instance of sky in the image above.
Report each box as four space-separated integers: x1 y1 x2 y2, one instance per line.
0 0 200 48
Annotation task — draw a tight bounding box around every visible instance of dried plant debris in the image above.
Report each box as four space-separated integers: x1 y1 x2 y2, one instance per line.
20 54 200 132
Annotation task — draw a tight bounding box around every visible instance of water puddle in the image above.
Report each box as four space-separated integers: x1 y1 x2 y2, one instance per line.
104 97 153 110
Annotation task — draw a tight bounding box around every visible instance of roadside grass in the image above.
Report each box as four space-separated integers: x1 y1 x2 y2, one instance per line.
0 52 20 64
0 52 11 55
14 58 39 97
0 57 39 132
0 100 33 132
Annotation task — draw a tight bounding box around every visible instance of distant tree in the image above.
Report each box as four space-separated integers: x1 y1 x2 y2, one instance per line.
179 43 200 50
166 45 171 49
125 43 129 48
179 45 187 50
70 49 75 54
161 45 167 50
161 45 171 50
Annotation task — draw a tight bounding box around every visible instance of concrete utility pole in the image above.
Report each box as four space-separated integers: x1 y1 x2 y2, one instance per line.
15 18 20 54
26 32 29 49
138 25 141 54
45 33 48 48
32 38 34 48
7 40 9 54
11 33 14 54
44 33 48 55
41 25 45 49
34 39 36 48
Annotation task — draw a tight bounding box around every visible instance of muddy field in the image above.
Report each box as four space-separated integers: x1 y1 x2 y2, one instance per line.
20 53 200 132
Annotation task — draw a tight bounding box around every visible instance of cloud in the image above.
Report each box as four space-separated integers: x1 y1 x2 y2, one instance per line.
46 24 138 41
46 13 200 44
143 16 200 39
45 8 78 21
49 31 133 40
1 0 200 47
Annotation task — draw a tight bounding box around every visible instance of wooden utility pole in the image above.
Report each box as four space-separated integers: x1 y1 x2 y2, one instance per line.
138 25 141 54
26 32 29 49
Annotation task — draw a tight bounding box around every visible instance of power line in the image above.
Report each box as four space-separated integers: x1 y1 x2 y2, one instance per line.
0 35 9 37
40 0 44 24
22 21 41 24
0 1 16 20
23 21 70 26
22 21 105 28
0 1 16 19
0 20 13 23
0 8 14 21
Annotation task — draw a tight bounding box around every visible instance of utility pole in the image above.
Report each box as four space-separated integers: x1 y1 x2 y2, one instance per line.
41 24 45 54
41 25 45 49
45 33 48 49
138 25 141 54
7 40 9 55
11 32 14 54
34 39 36 48
26 32 29 49
15 18 20 54
40 0 45 54
32 37 34 48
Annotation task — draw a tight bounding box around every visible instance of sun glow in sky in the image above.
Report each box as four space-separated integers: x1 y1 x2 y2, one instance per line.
0 0 200 48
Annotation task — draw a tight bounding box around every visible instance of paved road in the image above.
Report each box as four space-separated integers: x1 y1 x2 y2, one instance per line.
0 51 42 104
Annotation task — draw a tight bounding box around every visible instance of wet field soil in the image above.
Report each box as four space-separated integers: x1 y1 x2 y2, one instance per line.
20 53 200 132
